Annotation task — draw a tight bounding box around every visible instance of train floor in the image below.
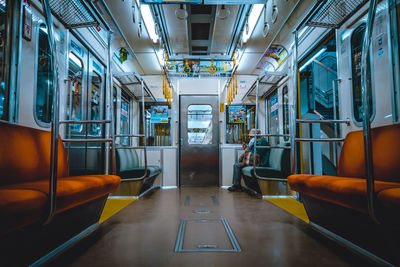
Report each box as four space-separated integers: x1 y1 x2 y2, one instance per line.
50 188 374 267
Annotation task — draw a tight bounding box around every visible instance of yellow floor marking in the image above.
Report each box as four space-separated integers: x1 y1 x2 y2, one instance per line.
99 198 136 224
265 198 309 223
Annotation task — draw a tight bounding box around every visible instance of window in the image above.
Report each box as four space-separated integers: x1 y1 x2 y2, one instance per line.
67 52 83 132
89 71 102 135
282 86 290 141
0 0 8 119
140 102 172 146
188 105 212 145
35 24 53 124
225 105 255 144
267 91 279 144
350 23 373 123
120 95 130 146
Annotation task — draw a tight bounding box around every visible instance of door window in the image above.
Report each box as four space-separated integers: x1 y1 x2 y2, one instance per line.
67 52 83 132
351 23 374 123
282 86 290 141
267 91 279 144
120 95 130 146
0 0 8 119
35 24 53 124
89 70 102 135
187 105 212 145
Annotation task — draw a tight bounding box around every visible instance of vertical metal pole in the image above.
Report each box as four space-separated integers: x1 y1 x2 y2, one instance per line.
253 79 260 176
141 79 148 175
332 79 338 166
290 30 298 175
361 0 378 223
107 30 116 175
41 0 59 224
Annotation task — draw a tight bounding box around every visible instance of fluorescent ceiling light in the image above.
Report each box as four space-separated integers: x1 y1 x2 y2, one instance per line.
141 4 159 43
299 48 326 72
242 4 264 43
69 52 83 68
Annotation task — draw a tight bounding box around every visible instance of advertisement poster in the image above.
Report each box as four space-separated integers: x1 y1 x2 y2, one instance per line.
166 60 234 77
256 45 288 71
270 93 278 117
151 106 169 123
228 105 246 123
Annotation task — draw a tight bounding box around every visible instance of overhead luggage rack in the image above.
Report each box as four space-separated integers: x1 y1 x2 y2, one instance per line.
242 71 286 100
48 0 99 29
305 0 368 29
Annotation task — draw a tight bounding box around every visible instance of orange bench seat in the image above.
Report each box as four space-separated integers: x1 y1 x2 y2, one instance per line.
2 175 120 214
0 189 48 234
288 175 400 214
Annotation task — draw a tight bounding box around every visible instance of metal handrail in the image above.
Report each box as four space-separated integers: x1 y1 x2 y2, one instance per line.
42 0 60 225
362 0 378 223
295 138 344 143
256 146 291 149
257 134 291 137
296 119 350 125
115 134 145 138
253 79 289 182
62 139 113 143
115 146 146 150
60 120 112 124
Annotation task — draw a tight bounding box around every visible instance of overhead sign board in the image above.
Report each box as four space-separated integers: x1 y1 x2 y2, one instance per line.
141 0 266 3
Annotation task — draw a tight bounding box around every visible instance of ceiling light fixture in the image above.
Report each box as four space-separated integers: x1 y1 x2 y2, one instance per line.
242 4 264 43
140 4 159 43
175 4 188 20
217 5 230 20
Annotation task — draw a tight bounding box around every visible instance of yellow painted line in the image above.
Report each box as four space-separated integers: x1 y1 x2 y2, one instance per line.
265 198 309 223
99 198 136 224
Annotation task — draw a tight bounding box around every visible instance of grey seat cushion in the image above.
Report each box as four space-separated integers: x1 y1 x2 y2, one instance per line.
116 148 162 178
242 166 285 178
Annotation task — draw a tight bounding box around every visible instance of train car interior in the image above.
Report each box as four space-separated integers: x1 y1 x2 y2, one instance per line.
1 0 400 266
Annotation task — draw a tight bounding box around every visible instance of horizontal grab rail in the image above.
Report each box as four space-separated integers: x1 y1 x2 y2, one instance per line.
257 134 291 137
296 119 350 125
60 120 112 124
115 146 146 149
295 138 344 142
62 138 113 143
256 177 287 182
256 146 291 149
115 134 145 138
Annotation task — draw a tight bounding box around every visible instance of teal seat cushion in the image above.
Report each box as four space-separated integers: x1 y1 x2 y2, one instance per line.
241 166 286 179
119 166 161 179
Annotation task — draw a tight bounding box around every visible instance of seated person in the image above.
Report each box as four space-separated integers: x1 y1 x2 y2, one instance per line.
228 129 270 192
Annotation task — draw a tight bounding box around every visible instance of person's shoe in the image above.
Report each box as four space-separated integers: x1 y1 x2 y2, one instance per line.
227 185 242 192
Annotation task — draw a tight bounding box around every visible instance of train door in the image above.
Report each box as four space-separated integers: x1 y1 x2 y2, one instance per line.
299 33 339 175
66 36 106 175
179 95 219 186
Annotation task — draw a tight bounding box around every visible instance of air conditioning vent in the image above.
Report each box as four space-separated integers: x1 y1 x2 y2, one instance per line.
191 23 210 40
192 46 208 52
190 5 212 15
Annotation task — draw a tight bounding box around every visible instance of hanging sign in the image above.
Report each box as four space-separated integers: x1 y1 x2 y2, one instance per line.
151 106 169 123
256 45 288 71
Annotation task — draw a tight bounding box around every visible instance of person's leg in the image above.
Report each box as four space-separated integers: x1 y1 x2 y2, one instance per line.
228 163 243 191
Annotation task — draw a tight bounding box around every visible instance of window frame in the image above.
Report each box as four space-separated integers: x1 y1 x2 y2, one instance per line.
349 22 376 126
33 22 53 128
282 85 290 142
67 51 85 132
224 104 256 145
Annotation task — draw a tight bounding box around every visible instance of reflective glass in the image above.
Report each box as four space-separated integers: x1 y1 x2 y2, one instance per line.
187 105 212 145
267 91 279 144
120 96 130 146
0 0 7 119
282 86 290 141
67 52 83 132
35 24 53 123
89 71 102 135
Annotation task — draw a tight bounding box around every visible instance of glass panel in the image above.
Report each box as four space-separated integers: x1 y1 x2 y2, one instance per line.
188 105 212 145
120 96 130 146
351 23 373 123
282 86 290 141
145 105 171 146
267 91 279 144
225 105 255 144
35 24 53 124
67 52 83 132
89 70 102 135
0 0 7 119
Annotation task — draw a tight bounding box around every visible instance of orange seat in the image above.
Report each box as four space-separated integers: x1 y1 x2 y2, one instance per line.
0 189 48 234
288 175 400 214
0 121 121 235
377 188 400 223
288 124 400 216
3 175 121 214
